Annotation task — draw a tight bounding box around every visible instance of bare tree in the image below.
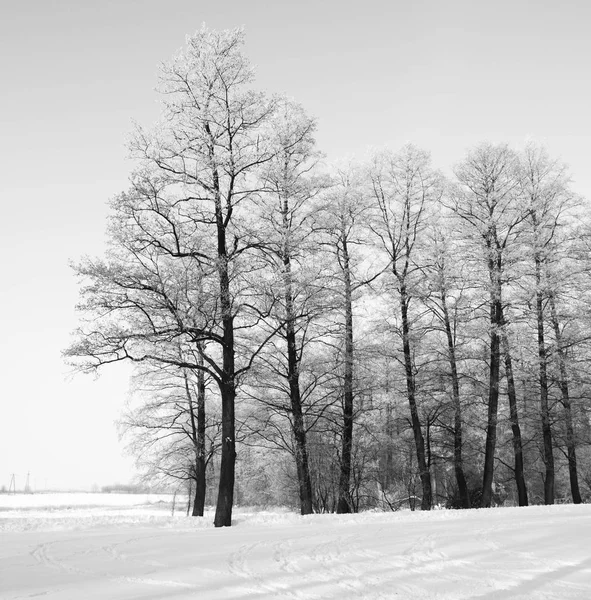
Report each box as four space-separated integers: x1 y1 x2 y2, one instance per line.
319 164 382 513
367 145 443 510
122 349 218 516
450 143 528 507
422 218 471 508
328 168 360 514
67 27 278 527
245 99 328 514
519 143 582 504
549 293 582 504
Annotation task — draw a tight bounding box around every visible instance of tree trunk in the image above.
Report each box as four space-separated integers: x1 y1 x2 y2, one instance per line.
549 295 582 504
282 199 313 516
535 258 554 504
214 378 236 527
499 318 529 506
400 283 432 510
382 402 394 490
440 288 470 508
285 318 314 515
186 479 193 516
185 364 208 517
337 235 354 514
482 250 501 508
192 358 207 516
192 472 205 517
213 167 237 527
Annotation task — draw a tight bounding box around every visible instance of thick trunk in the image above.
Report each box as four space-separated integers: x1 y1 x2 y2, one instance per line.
549 295 582 504
337 236 354 514
214 295 237 527
499 315 529 506
482 251 501 508
400 283 432 510
440 289 470 509
535 258 554 504
192 468 206 516
213 167 236 527
214 377 236 527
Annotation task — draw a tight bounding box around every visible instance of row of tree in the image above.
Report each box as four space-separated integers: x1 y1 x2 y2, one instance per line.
67 27 591 526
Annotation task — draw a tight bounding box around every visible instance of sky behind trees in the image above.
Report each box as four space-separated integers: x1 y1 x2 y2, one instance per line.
1 0 590 490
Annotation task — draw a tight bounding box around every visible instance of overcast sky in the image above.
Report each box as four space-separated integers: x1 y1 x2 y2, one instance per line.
1 0 590 490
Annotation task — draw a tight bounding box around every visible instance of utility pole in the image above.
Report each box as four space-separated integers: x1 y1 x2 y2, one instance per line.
9 474 16 494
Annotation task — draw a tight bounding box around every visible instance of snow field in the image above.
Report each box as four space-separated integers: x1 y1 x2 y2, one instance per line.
1 495 590 599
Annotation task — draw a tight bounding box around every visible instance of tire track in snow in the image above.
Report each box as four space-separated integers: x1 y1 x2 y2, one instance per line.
101 533 203 590
30 535 199 593
101 534 166 570
475 523 567 569
310 535 362 588
227 540 313 599
402 533 450 571
30 541 85 576
472 523 586 595
368 529 477 599
307 533 406 599
273 539 301 574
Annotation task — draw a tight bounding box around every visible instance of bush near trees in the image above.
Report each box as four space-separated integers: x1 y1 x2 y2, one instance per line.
66 27 591 526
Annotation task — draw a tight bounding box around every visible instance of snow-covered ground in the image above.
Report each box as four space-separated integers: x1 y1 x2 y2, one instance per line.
1 494 590 599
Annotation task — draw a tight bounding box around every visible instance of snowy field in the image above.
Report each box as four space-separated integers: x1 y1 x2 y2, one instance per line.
1 494 590 599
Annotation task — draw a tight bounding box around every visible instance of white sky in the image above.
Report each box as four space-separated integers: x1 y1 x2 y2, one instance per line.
1 0 590 490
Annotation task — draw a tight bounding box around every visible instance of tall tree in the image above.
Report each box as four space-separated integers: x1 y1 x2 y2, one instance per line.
450 143 528 507
67 27 277 527
368 145 442 510
518 143 580 504
321 165 374 513
549 293 582 503
251 99 326 514
423 219 471 508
